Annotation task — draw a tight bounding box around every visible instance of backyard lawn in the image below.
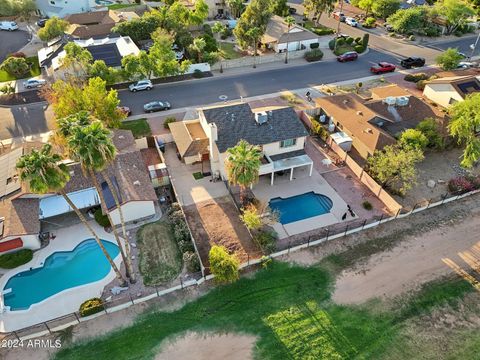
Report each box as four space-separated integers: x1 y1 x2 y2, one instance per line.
0 56 41 83
136 219 182 285
119 119 151 139
219 42 242 60
54 259 477 360
107 3 136 9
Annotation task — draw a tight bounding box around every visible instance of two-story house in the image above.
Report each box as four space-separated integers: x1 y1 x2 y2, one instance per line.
168 102 312 185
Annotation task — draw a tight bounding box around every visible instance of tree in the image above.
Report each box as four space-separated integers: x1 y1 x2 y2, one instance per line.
372 0 401 19
436 48 463 70
212 22 225 38
225 139 262 203
399 129 428 150
434 0 475 35
16 144 127 285
61 42 93 77
246 26 262 68
234 0 272 49
121 51 156 80
304 0 336 26
272 0 289 16
88 60 119 84
226 0 245 18
189 38 207 63
65 118 135 282
367 144 424 195
240 204 263 230
284 16 296 64
0 57 30 77
448 93 480 168
386 6 428 34
416 118 443 149
0 0 35 16
358 0 374 16
189 0 209 25
208 245 239 283
38 17 68 42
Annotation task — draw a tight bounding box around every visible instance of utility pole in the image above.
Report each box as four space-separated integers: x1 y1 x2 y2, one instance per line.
334 0 345 53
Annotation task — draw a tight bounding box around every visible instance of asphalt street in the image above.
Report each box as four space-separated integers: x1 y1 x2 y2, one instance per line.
0 30 31 62
424 35 480 57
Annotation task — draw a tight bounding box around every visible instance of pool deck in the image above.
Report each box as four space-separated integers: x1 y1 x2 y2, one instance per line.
0 222 122 333
253 167 352 239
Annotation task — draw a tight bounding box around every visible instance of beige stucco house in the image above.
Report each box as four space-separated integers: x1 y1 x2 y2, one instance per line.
423 75 480 108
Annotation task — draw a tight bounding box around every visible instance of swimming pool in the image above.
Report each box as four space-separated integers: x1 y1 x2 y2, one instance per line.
3 239 119 311
95 0 114 5
269 192 333 224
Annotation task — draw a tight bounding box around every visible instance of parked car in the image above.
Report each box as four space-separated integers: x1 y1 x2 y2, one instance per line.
345 17 358 27
23 79 46 89
288 7 296 14
172 44 184 61
384 23 394 32
0 21 18 31
337 51 358 62
117 106 131 116
36 18 48 27
129 80 153 92
143 101 171 113
457 61 475 69
333 12 346 22
370 62 396 74
400 57 425 69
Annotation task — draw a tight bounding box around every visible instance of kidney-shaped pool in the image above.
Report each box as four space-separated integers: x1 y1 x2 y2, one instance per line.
3 239 119 311
269 192 333 224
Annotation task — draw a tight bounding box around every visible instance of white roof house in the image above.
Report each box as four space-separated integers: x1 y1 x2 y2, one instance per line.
36 0 99 18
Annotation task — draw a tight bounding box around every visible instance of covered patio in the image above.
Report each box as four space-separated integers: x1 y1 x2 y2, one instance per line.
260 149 314 186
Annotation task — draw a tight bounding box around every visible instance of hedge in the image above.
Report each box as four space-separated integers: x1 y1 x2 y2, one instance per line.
354 45 366 53
309 42 319 49
0 249 33 269
304 49 324 62
79 298 105 317
404 73 429 83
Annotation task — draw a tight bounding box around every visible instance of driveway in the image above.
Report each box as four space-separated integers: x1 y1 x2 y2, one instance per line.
0 30 31 62
0 102 54 141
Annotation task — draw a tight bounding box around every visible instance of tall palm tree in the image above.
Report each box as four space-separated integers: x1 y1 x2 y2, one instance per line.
284 16 296 64
16 144 127 285
189 38 207 63
65 119 136 283
246 27 262 69
225 139 262 204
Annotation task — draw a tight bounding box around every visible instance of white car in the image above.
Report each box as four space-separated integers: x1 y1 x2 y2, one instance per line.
457 61 476 69
345 17 358 27
23 79 47 89
129 79 153 92
0 21 18 31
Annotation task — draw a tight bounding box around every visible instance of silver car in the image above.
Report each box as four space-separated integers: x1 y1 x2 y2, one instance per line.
129 79 153 92
23 79 47 89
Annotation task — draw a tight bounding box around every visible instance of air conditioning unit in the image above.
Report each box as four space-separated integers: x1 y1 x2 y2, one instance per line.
255 112 268 125
396 96 409 106
384 96 396 105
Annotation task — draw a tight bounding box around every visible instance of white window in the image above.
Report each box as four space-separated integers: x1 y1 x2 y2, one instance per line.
280 138 296 148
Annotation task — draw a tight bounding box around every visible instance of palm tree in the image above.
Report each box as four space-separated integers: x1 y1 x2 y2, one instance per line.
246 27 262 69
189 38 207 63
16 144 127 285
65 118 136 283
225 140 262 204
284 16 296 64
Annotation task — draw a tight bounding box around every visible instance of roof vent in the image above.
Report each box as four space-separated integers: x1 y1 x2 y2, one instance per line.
133 180 140 186
255 111 268 125
357 111 363 116
396 96 409 106
364 128 373 134
343 99 349 104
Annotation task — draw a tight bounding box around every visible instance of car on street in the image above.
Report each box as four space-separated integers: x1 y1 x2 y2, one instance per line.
337 51 358 62
143 101 171 113
0 21 19 31
37 18 48 27
400 57 425 68
172 44 184 60
23 78 46 89
457 61 476 69
117 106 132 116
129 80 153 92
333 12 346 22
345 17 358 27
288 7 296 14
370 62 396 74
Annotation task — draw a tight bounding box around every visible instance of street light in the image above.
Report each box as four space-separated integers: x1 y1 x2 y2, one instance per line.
469 32 480 59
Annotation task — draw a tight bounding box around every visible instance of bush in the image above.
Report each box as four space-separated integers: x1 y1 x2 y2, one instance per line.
362 33 370 47
192 69 204 78
416 79 427 90
173 221 190 243
362 201 373 210
448 176 476 194
164 117 177 129
0 57 30 77
240 204 262 230
328 39 336 50
336 38 345 46
399 129 428 149
304 49 323 62
202 24 213 36
209 245 239 283
436 48 463 70
416 118 443 149
354 44 366 53
404 72 429 83
354 37 362 44
94 208 110 227
309 42 319 49
424 25 440 37
79 298 104 317
178 239 195 253
364 17 376 28
253 230 277 254
311 119 329 140
0 249 33 269
346 37 354 45
454 30 463 37
202 33 218 53
183 251 200 272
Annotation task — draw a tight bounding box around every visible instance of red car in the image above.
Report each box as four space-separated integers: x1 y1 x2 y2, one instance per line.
337 51 358 62
370 62 396 74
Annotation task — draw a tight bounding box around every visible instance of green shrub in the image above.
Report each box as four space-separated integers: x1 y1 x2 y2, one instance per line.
309 42 319 49
183 251 200 272
354 44 365 53
416 79 427 90
346 37 354 45
311 119 329 140
404 73 429 82
253 230 277 254
173 221 190 243
454 30 463 37
0 56 30 77
209 245 239 283
0 249 33 269
400 129 428 149
424 25 440 37
362 201 373 210
362 33 370 47
304 49 323 62
202 24 213 36
94 208 110 227
79 298 104 317
328 39 336 50
416 118 444 149
192 69 204 78
164 117 176 129
364 17 376 28
409 35 416 41
202 33 218 53
336 38 345 46
354 37 362 44
178 239 195 253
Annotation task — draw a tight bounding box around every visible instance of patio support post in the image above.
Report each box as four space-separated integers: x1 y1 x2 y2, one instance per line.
290 167 294 181
271 172 274 186
309 163 313 176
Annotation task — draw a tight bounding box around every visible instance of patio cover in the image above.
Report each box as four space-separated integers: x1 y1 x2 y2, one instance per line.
39 188 100 219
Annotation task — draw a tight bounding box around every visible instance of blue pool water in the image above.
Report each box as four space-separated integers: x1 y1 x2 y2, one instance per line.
3 239 119 311
95 0 113 4
269 192 333 224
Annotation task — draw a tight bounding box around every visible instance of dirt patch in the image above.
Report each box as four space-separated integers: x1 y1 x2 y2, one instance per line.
183 196 259 268
155 332 256 360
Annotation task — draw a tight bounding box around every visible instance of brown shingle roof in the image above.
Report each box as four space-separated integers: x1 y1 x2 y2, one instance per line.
65 10 112 25
68 23 116 39
0 198 40 238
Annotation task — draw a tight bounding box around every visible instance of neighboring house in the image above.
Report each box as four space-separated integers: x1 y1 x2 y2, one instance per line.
262 15 319 53
180 0 227 19
38 35 140 76
169 103 313 185
316 86 445 158
65 10 139 39
36 0 97 18
423 75 480 108
0 130 158 254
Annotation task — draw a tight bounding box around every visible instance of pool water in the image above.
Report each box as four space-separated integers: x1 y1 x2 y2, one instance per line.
95 0 113 4
3 239 119 311
269 192 333 224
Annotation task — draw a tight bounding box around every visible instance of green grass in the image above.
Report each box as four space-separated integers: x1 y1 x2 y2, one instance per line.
192 172 204 180
219 42 242 60
54 261 476 360
119 118 151 139
107 3 135 9
0 56 41 83
136 219 182 285
0 249 33 269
